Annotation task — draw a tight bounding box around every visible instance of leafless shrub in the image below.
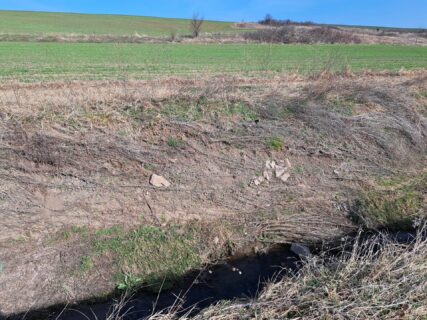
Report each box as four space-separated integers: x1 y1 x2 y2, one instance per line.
190 13 204 38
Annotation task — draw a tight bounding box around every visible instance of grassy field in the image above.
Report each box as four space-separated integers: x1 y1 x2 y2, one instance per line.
0 10 236 36
1 42 426 81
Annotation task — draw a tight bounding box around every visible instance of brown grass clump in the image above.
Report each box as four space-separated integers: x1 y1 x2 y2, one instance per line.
147 227 427 320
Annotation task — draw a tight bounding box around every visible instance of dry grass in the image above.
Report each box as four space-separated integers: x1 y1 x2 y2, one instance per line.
144 227 427 320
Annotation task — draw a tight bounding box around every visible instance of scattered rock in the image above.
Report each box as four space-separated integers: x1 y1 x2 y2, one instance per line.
253 176 265 186
280 172 291 182
275 165 287 178
263 170 272 181
254 159 293 186
150 174 171 188
290 243 312 259
265 160 276 170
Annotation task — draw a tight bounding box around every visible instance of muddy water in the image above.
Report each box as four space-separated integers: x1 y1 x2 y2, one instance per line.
7 231 418 320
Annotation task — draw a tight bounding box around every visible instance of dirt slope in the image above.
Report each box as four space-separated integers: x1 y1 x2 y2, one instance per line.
0 73 426 315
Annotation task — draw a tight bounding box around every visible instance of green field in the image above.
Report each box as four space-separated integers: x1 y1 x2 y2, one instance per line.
0 42 426 82
0 10 235 36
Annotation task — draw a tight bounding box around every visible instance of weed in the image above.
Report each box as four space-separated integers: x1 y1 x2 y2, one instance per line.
123 107 143 125
95 226 121 237
143 163 155 171
117 130 128 137
167 137 184 149
293 166 305 174
223 102 257 121
266 137 284 151
117 273 142 291
0 262 4 274
162 102 202 121
80 256 94 273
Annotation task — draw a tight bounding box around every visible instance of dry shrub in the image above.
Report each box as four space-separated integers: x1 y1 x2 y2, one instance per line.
306 26 361 44
244 26 361 44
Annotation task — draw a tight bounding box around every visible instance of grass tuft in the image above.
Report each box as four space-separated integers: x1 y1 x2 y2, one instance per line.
167 137 184 149
266 137 284 151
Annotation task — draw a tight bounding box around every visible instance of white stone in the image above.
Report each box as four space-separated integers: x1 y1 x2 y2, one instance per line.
275 165 287 178
263 170 272 181
150 174 171 188
280 173 291 182
254 176 265 186
265 160 276 170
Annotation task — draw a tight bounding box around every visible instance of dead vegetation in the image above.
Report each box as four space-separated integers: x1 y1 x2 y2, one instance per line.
0 72 426 315
243 26 362 44
162 227 426 320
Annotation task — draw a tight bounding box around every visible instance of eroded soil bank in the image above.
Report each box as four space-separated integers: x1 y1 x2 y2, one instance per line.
0 72 426 316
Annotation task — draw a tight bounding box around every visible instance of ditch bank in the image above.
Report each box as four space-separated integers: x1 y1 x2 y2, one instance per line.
6 229 421 320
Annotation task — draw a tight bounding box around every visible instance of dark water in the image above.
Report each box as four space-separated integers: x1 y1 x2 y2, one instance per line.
8 245 301 320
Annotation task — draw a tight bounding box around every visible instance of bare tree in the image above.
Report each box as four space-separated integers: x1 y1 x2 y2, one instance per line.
190 13 204 38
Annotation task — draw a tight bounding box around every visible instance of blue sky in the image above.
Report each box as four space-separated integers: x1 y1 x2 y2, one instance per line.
1 0 426 28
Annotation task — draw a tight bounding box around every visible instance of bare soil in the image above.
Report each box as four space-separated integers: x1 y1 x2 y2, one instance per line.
0 72 426 315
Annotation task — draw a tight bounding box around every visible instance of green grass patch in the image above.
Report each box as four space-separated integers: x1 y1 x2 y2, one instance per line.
266 137 284 151
418 89 427 98
0 43 426 82
162 102 203 121
167 137 184 148
91 225 202 291
79 255 94 272
354 174 426 230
